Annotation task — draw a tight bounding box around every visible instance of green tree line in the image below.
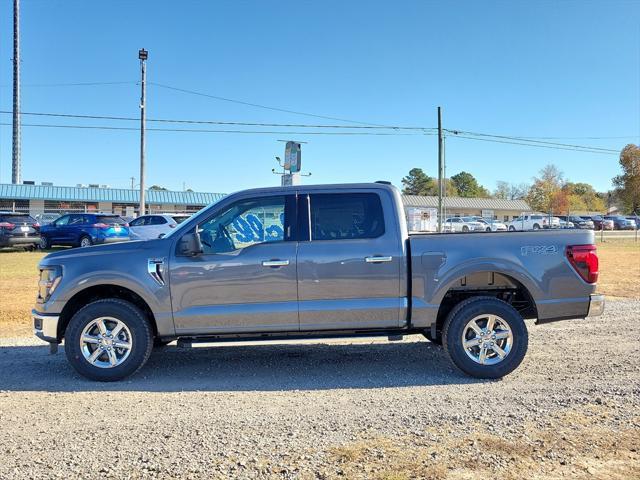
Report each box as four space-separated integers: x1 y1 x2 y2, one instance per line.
401 143 640 214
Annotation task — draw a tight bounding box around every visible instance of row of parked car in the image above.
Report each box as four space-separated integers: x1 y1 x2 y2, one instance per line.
0 211 191 250
443 213 638 233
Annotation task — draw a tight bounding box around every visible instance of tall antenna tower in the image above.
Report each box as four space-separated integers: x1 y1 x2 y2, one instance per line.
12 0 22 184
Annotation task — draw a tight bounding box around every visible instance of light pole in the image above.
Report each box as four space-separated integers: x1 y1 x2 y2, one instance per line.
138 48 148 216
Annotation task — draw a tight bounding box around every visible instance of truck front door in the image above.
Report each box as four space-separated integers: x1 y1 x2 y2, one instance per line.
296 191 404 331
169 194 299 335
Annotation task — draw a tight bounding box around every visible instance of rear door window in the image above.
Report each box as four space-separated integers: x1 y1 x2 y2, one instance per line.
68 214 84 225
309 193 384 241
150 216 167 225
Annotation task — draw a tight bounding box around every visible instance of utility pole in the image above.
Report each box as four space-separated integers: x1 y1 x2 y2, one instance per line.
12 0 21 184
138 49 148 216
437 107 444 232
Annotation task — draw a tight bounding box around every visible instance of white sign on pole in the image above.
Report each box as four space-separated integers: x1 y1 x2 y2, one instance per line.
284 141 301 172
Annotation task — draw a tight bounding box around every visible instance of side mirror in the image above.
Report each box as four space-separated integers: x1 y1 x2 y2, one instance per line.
178 231 203 256
158 233 166 239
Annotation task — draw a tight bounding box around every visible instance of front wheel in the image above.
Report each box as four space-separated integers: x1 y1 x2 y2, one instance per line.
462 226 469 232
39 236 50 249
442 296 528 379
508 226 515 231
485 227 492 232
533 224 540 230
64 299 153 381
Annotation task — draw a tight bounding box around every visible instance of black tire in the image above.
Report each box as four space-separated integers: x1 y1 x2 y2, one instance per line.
424 330 442 346
508 226 515 231
153 338 172 348
462 226 469 232
79 235 93 248
64 299 153 381
533 224 540 230
39 236 50 249
442 296 528 379
485 227 492 232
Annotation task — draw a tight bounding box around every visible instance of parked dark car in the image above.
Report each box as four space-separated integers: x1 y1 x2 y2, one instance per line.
603 215 636 230
39 213 130 249
582 216 614 230
556 215 594 229
0 212 41 249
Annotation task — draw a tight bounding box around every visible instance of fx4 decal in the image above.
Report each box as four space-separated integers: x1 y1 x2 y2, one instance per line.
521 245 558 256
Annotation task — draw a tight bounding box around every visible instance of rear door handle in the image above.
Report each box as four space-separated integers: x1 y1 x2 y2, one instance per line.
365 256 393 263
262 259 290 267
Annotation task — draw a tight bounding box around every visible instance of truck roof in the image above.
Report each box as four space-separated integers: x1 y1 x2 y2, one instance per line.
227 182 399 197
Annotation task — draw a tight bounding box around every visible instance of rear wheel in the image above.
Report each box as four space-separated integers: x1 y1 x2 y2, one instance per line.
39 236 50 249
442 296 528 379
64 299 153 381
462 226 469 232
79 236 93 248
533 224 540 230
485 227 492 232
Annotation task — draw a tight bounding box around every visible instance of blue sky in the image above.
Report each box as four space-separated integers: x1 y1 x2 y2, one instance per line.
0 0 638 194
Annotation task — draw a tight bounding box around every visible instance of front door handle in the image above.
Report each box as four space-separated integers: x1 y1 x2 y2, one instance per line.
365 256 393 263
262 259 290 267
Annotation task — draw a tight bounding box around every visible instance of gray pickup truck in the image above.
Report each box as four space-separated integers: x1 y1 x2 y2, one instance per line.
33 183 604 381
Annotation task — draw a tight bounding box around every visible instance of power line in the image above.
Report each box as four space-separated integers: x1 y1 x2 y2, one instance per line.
149 82 401 128
0 122 428 136
0 81 137 88
0 112 622 153
445 129 619 153
448 133 618 155
0 110 434 131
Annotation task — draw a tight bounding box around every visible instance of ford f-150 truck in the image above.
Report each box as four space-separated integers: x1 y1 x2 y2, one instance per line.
33 183 604 381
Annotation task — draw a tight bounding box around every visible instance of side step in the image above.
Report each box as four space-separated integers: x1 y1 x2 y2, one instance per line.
176 330 408 348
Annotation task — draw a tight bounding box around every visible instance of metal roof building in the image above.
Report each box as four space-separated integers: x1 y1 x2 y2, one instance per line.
402 195 531 211
402 195 531 223
0 183 226 216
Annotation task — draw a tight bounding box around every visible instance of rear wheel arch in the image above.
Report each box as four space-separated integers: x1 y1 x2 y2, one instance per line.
430 271 537 340
58 284 158 340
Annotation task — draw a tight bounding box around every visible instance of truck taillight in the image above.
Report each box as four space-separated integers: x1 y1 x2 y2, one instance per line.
566 244 598 284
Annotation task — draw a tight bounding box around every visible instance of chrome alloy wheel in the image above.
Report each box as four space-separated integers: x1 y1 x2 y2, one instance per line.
80 317 132 368
462 314 513 365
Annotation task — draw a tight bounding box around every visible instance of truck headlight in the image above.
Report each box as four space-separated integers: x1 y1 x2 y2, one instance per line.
38 266 62 303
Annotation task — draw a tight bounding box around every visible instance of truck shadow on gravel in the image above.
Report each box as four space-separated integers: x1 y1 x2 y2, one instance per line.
0 340 490 392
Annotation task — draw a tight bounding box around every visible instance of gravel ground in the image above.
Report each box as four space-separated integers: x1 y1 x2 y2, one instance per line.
0 300 639 479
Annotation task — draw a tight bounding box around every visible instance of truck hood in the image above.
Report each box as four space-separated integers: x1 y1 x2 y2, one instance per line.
40 239 169 266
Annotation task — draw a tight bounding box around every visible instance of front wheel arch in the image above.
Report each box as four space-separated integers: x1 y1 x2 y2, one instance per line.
57 284 158 341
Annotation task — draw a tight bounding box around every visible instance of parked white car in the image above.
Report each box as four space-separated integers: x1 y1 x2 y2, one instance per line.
508 214 560 231
470 217 508 232
443 217 485 233
128 214 191 240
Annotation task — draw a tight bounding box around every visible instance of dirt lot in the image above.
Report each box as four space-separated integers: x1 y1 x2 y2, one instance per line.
0 239 638 479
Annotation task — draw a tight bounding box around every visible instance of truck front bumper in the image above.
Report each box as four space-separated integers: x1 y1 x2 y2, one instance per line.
33 310 60 343
586 294 605 317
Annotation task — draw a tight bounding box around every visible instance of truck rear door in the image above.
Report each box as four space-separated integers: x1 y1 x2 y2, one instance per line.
296 190 404 330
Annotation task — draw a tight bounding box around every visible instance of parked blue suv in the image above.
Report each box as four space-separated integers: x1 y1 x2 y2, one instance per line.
39 213 130 249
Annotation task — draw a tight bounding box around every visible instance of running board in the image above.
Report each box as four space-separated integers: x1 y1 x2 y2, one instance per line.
176 330 408 348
